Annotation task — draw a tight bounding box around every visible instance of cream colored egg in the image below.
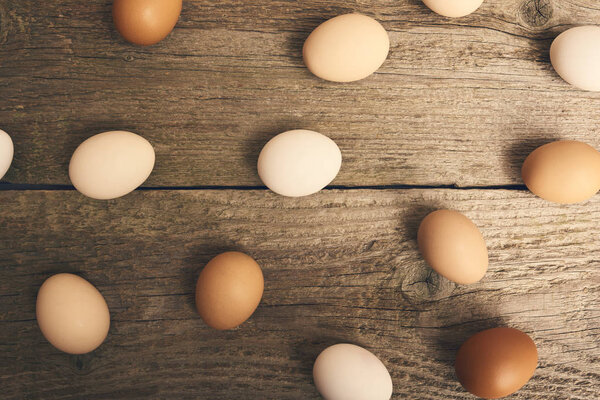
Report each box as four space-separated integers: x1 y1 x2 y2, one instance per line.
418 210 488 284
36 273 110 354
422 0 484 18
69 131 155 200
550 26 600 91
313 344 393 400
0 129 13 180
257 129 342 197
303 14 389 82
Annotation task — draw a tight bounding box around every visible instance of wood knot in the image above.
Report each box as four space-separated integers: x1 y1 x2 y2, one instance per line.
519 0 553 27
400 266 455 304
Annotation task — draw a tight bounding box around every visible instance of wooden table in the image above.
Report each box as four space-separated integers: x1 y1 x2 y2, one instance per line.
1 1 598 398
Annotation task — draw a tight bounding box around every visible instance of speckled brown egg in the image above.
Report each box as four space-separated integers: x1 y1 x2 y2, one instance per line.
417 209 488 284
195 252 264 330
522 140 600 204
113 0 182 46
455 327 538 399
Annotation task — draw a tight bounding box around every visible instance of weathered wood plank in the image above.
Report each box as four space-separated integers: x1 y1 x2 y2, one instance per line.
0 189 598 399
1 1 600 187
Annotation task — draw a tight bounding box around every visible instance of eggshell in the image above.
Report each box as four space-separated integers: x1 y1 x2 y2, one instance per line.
455 327 538 399
195 252 264 330
521 140 600 204
0 129 13 180
422 0 484 18
313 343 393 400
69 130 155 200
303 14 389 82
417 209 488 284
113 0 182 46
36 273 110 354
550 26 600 91
257 129 342 197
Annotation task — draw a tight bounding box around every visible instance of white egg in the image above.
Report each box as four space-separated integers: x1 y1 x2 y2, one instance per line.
0 129 14 180
550 26 600 91
313 344 393 400
257 129 342 197
69 131 155 200
303 14 389 82
422 0 484 18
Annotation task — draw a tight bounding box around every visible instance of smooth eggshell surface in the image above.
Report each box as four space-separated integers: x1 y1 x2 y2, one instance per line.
418 209 488 284
313 344 393 400
69 130 155 200
36 273 110 354
522 140 600 204
257 129 342 197
113 0 182 46
303 14 389 82
195 252 264 330
0 129 13 180
455 328 538 399
422 0 484 18
550 26 600 91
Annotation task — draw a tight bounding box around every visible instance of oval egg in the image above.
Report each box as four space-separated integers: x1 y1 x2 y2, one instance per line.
417 209 488 284
550 26 600 91
195 252 264 330
69 130 155 200
521 140 600 204
113 0 182 46
455 327 538 399
257 129 342 197
313 343 393 400
0 129 13 180
422 0 484 18
303 14 389 82
36 273 110 354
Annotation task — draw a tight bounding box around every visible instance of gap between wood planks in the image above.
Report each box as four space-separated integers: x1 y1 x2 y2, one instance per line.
0 182 527 191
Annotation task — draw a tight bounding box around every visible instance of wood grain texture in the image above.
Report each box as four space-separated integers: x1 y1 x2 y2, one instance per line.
1 0 600 187
1 189 598 399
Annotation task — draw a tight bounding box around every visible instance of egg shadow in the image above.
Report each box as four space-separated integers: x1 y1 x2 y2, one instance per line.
244 122 309 183
290 335 373 387
179 240 247 311
284 6 356 62
400 202 444 241
503 135 562 184
419 299 507 367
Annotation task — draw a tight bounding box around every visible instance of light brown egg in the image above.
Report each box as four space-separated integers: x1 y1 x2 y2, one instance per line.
113 0 182 46
522 140 600 204
36 273 110 354
417 209 488 284
455 327 538 399
303 14 389 82
195 252 264 330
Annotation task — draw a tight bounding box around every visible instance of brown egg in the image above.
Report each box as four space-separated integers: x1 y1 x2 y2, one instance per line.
36 273 110 354
522 140 600 204
112 0 182 46
195 252 264 330
455 327 538 399
417 209 488 284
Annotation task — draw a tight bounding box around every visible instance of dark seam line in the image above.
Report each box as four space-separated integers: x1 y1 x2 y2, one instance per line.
0 183 528 191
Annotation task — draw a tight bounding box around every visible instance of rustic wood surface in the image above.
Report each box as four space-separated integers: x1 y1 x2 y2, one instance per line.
1 0 600 187
1 0 599 399
0 190 598 399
